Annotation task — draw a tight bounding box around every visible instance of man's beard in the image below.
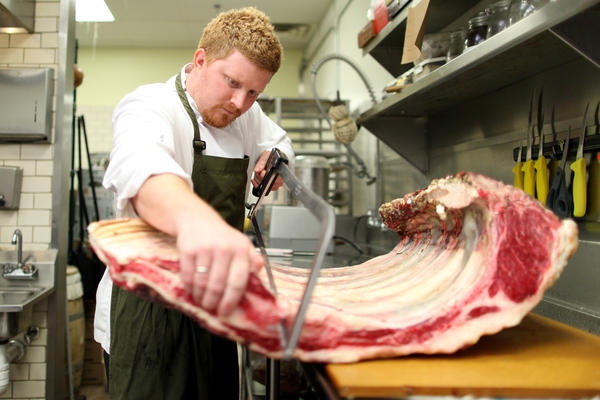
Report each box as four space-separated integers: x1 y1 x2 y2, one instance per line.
201 105 241 128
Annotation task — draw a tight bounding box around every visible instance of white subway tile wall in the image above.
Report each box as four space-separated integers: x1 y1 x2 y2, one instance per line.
0 0 60 398
77 105 115 153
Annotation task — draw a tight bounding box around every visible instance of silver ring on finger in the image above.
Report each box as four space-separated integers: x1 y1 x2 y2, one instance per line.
196 265 208 274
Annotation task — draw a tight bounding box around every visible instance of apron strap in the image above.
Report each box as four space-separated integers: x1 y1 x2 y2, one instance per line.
175 72 206 153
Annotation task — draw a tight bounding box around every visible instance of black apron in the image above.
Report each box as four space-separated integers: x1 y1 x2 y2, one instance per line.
109 73 249 399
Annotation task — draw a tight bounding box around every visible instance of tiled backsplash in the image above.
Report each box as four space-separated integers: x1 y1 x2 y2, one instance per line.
0 1 60 398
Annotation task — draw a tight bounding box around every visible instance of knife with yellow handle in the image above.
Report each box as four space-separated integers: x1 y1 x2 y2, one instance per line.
522 91 536 197
534 90 548 204
535 135 548 204
586 102 600 221
513 143 524 189
570 104 588 217
522 136 536 197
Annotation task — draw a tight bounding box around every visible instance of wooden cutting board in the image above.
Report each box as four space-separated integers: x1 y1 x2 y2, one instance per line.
325 314 600 398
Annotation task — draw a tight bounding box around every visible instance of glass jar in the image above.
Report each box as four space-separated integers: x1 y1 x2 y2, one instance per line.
446 30 465 61
465 12 489 49
508 0 536 26
486 0 510 37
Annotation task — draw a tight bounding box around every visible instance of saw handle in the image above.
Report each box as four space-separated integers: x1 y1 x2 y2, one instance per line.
252 148 289 198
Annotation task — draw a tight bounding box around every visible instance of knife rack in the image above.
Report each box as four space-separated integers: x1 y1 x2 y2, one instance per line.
513 133 600 162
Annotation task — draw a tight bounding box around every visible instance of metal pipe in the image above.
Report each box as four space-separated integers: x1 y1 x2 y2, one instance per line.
11 229 22 267
0 339 26 394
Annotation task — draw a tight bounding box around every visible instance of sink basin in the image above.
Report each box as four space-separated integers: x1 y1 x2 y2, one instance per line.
0 305 33 341
0 285 53 341
0 287 43 311
0 289 40 303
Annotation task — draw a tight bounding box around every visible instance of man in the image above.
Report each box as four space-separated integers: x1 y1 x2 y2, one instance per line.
93 7 294 399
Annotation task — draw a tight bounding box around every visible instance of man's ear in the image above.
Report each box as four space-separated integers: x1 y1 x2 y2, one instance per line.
193 48 207 67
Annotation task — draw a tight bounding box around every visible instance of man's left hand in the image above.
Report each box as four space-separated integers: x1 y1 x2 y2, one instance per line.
252 150 284 191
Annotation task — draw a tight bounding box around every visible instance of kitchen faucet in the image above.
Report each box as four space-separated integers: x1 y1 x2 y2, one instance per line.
2 229 37 280
11 229 23 267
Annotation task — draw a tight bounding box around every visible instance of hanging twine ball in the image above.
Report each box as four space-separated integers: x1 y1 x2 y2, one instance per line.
328 104 349 121
333 117 358 144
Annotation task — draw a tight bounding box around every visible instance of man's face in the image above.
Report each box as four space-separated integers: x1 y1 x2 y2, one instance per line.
187 49 273 128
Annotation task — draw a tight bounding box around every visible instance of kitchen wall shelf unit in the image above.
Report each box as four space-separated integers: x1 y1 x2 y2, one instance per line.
258 97 354 214
356 0 600 336
358 0 600 172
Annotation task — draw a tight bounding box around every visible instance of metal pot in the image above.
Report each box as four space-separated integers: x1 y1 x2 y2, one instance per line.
293 155 330 203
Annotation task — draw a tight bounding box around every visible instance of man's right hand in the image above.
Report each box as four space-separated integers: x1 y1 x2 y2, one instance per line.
132 174 264 316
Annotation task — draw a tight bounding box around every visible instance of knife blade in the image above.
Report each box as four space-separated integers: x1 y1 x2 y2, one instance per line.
548 106 560 188
251 215 279 295
247 148 335 359
277 160 336 359
247 149 290 351
512 142 524 189
570 103 589 217
522 90 536 197
534 90 548 204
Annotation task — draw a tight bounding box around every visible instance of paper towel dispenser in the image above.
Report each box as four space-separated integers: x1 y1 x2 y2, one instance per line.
0 68 54 143
0 166 23 210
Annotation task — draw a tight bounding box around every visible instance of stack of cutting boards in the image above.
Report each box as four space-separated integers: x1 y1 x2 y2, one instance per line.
326 314 600 398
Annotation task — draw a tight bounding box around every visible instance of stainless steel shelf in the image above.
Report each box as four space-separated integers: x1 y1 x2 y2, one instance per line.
258 97 339 117
363 0 480 77
360 0 599 122
357 0 599 172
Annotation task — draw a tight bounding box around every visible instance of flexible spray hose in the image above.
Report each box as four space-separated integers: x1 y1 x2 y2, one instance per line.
311 53 378 113
310 54 378 185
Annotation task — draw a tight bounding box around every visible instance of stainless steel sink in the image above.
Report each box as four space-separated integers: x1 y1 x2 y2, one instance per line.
0 291 35 303
0 286 44 312
0 249 57 341
0 304 33 341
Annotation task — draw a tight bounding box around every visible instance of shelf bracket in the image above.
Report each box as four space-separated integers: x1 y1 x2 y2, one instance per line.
362 115 428 173
549 4 600 69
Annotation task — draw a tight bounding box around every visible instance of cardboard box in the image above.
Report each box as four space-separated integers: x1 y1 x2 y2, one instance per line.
358 20 376 48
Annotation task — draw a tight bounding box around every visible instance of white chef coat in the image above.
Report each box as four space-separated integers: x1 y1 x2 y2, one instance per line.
94 65 294 353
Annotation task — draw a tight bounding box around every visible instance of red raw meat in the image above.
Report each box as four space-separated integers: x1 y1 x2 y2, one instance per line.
88 172 578 363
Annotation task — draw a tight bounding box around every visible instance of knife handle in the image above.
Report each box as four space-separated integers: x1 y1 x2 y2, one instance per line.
512 161 524 189
586 153 600 220
522 160 535 197
534 155 549 205
570 157 587 217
